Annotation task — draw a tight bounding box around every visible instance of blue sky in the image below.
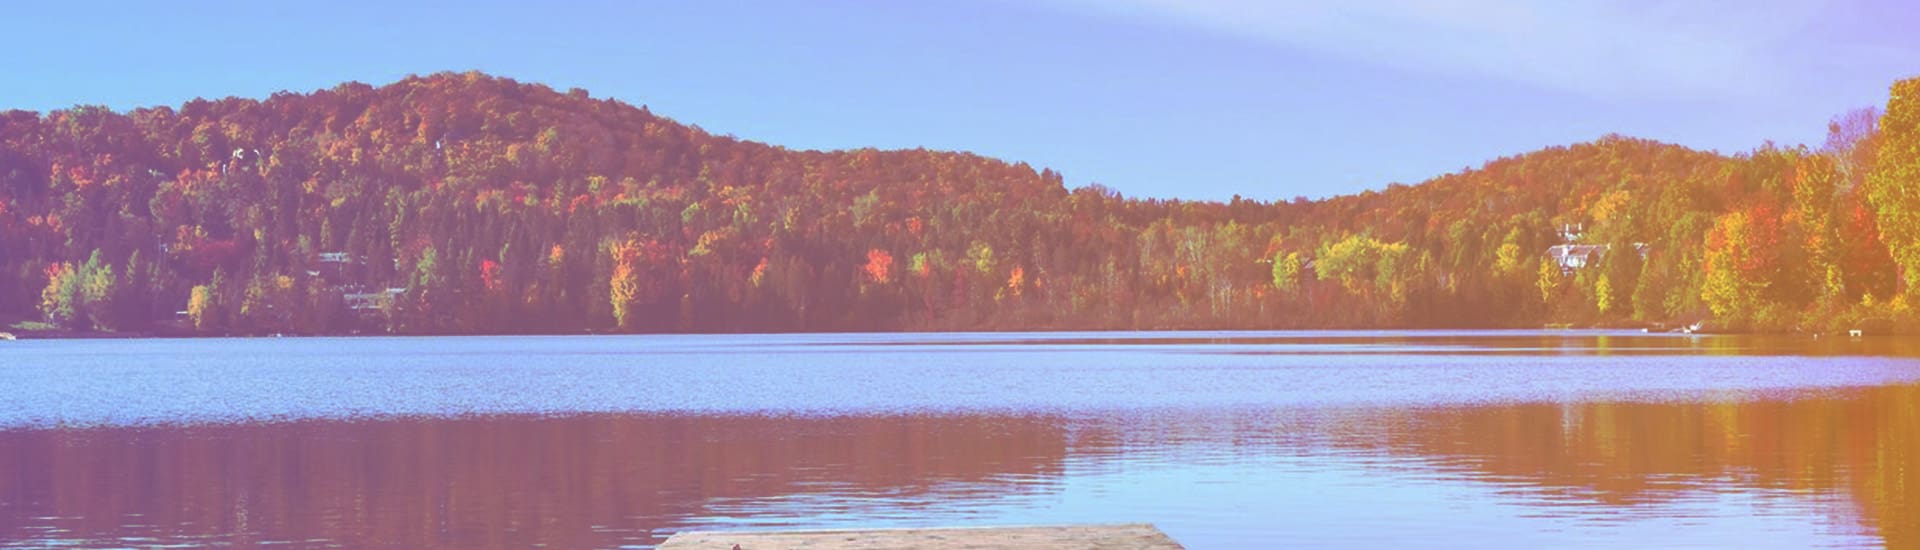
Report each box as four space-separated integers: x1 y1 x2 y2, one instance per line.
4 0 1917 200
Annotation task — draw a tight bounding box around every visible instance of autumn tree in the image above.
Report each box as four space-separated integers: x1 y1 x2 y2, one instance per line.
1869 78 1920 295
863 249 893 285
610 247 641 331
78 250 119 331
1537 258 1562 305
39 263 79 329
608 237 672 331
1701 210 1776 327
1595 237 1642 318
1271 251 1302 294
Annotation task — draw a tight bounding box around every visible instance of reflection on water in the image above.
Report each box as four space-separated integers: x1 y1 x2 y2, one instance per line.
0 414 1073 548
1350 387 1917 548
1 332 1917 548
3 388 1917 548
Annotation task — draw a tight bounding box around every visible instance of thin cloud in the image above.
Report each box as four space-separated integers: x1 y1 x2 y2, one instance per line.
1042 0 1830 102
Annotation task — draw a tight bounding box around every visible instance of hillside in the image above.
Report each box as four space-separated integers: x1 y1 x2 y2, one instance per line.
2 71 1915 335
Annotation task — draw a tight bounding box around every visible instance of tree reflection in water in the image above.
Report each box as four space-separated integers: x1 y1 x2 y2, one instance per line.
1 385 1914 548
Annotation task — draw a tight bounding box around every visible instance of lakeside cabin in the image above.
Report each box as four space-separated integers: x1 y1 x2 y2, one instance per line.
343 287 408 313
1545 243 1649 274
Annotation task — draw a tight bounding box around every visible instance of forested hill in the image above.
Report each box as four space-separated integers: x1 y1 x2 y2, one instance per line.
3 71 1917 335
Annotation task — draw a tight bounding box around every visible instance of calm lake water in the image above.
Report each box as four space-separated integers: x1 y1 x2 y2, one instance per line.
2 331 1918 548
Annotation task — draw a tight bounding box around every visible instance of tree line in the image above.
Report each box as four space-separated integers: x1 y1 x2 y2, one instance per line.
2 72 1917 335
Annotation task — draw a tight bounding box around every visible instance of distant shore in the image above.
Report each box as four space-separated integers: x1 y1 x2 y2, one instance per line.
2 323 1907 340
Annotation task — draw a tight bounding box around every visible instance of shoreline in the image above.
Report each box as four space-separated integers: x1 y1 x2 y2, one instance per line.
2 325 1905 340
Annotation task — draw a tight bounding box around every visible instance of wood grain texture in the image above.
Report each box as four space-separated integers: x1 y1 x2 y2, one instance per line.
658 524 1184 549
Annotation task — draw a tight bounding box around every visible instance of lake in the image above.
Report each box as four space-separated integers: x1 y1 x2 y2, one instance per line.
2 331 1918 548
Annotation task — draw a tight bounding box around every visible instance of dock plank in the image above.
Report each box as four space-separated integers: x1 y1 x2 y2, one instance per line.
657 523 1184 549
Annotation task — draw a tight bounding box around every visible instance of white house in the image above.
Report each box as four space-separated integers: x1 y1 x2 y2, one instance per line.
1545 243 1648 274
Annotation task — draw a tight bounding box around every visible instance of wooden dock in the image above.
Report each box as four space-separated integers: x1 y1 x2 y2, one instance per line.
657 524 1184 549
